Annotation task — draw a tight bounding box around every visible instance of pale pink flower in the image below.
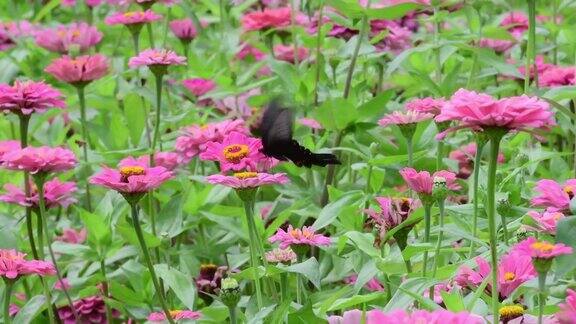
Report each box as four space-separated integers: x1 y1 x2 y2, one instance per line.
298 118 322 130
558 289 576 324
527 210 565 235
405 97 446 116
61 0 104 7
148 310 201 322
128 49 186 68
200 131 268 172
105 10 162 26
343 274 384 292
0 178 77 209
45 54 109 85
265 247 297 263
35 22 102 54
0 249 56 279
0 80 65 115
448 143 505 179
531 179 576 212
241 7 294 31
119 153 181 171
273 44 309 63
0 21 37 38
410 309 484 324
56 228 87 244
513 237 573 260
0 140 20 163
2 146 76 174
169 19 198 42
268 225 330 249
182 78 216 97
90 162 173 194
399 168 460 195
214 88 260 119
539 66 576 87
206 172 288 189
378 110 433 127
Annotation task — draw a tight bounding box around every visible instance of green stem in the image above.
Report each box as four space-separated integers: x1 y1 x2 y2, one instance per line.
3 280 13 324
487 135 503 324
100 260 113 324
407 136 414 168
469 142 484 258
280 272 289 302
131 30 141 55
525 0 537 93
34 176 78 322
343 10 370 99
313 2 325 107
435 141 443 170
151 73 164 159
421 204 432 277
433 6 442 84
538 272 547 324
35 211 44 259
228 306 237 324
76 86 92 211
146 23 155 49
242 199 264 308
430 199 445 298
289 0 299 66
130 203 175 324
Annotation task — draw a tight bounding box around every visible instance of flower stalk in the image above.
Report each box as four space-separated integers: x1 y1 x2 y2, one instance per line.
525 0 537 92
240 191 264 308
469 141 484 258
537 271 547 324
421 203 432 277
76 85 93 211
3 279 14 324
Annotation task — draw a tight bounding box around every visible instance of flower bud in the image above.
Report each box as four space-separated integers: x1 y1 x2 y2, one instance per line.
497 197 512 217
219 278 241 308
432 176 448 201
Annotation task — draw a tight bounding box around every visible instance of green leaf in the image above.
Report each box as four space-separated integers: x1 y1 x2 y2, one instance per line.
78 207 111 247
384 278 439 311
555 216 576 278
123 93 147 147
116 223 161 248
155 265 197 310
287 301 325 323
357 90 393 122
441 289 466 312
314 98 358 131
312 192 362 230
342 231 380 258
109 283 145 306
13 295 46 324
278 257 321 289
327 292 384 311
366 3 422 19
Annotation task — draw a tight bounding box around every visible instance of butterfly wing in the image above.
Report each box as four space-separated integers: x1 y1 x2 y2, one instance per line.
259 101 294 160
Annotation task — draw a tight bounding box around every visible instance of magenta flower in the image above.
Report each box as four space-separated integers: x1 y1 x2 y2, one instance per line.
148 310 201 322
405 97 446 116
365 197 417 236
119 153 181 171
268 225 330 249
35 22 102 54
56 228 87 244
400 168 460 196
45 54 109 85
501 11 529 35
105 10 162 26
128 49 186 68
479 38 516 53
1 146 76 174
328 309 483 324
410 309 484 324
195 264 230 303
343 274 384 292
513 237 573 260
378 110 433 127
273 44 309 63
90 161 173 195
428 282 453 304
0 29 15 51
371 20 413 54
265 247 297 263
182 78 216 97
531 179 576 212
169 19 198 42
539 66 575 87
236 43 266 61
0 249 56 279
448 143 505 179
298 118 322 130
0 140 20 163
241 7 294 31
58 296 118 324
0 80 65 116
200 131 269 172
206 172 288 189
175 119 247 163
527 210 565 235
0 178 77 209
558 289 576 324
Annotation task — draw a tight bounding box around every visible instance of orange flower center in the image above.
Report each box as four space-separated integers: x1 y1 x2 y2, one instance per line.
564 185 574 200
504 272 516 281
169 310 182 317
70 29 81 38
289 228 314 240
57 31 66 38
119 166 145 182
123 12 136 18
552 212 563 221
223 144 249 163
530 241 554 253
233 172 258 180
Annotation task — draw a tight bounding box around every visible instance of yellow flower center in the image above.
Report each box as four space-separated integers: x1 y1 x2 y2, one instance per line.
289 228 314 240
123 12 136 18
223 144 249 163
530 241 554 253
169 310 182 318
57 31 66 38
119 166 145 182
70 29 81 38
499 305 524 320
564 185 574 199
233 172 258 180
553 212 563 221
504 272 516 281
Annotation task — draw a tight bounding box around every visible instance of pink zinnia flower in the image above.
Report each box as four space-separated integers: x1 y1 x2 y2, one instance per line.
428 282 453 304
236 43 266 61
0 140 20 163
371 20 413 54
343 274 385 292
90 161 173 194
58 296 118 324
298 118 322 130
399 168 460 195
169 19 198 42
1 146 76 174
0 178 77 209
558 289 576 324
241 7 294 31
273 44 309 63
62 0 104 7
148 310 201 322
0 29 15 51
206 171 288 189
0 80 65 115
268 225 330 249
128 49 186 68
501 12 529 35
200 131 268 172
119 153 181 171
448 143 504 179
35 22 102 54
56 228 87 244
214 88 260 119
518 55 553 80
265 247 297 263
365 197 417 236
527 210 565 235
479 38 516 53
539 66 576 87
513 237 573 260
378 110 433 127
0 249 56 279
405 97 446 116
45 54 109 85
410 309 484 324
105 10 162 26
182 78 216 97
531 179 576 212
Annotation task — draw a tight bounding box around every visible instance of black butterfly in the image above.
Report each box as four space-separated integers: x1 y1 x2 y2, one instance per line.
259 101 341 168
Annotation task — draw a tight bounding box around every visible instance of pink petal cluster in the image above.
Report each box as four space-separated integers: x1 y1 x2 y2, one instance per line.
0 80 65 115
0 29 15 51
405 97 446 116
527 210 565 235
128 49 186 68
214 88 261 119
531 179 576 212
0 20 38 38
328 309 483 324
500 11 529 35
365 197 417 235
268 225 330 249
265 247 297 263
435 89 555 137
0 140 21 163
448 143 505 179
200 131 272 172
428 282 453 304
35 22 102 54
0 178 77 209
175 119 247 163
169 19 198 42
206 171 288 189
371 20 413 54
539 66 575 87
56 228 87 244
513 237 573 260
45 54 109 85
119 153 181 171
478 38 516 53
518 55 553 80
241 7 295 31
558 289 576 324
58 296 118 324
273 44 309 63
148 310 201 322
0 249 56 279
236 43 266 61
182 78 216 97
61 0 104 7
105 10 162 25
400 168 460 195
343 274 385 292
1 146 77 174
90 160 173 194
298 118 322 130
378 110 433 127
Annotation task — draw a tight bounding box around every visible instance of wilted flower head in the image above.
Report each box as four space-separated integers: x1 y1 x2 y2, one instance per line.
195 264 228 304
45 54 109 86
526 210 565 235
0 249 56 279
265 247 297 263
58 296 118 324
269 225 331 249
2 146 76 175
273 44 309 63
400 168 460 197
105 10 162 26
405 97 446 116
206 172 288 189
365 197 417 236
0 178 77 209
128 49 186 69
169 19 198 42
0 80 65 116
35 22 102 54
531 179 576 212
148 310 201 322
